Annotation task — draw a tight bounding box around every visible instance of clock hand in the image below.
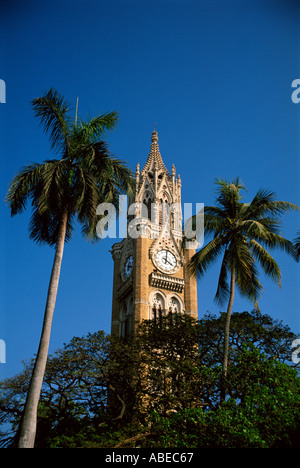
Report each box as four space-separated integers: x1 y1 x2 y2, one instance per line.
167 252 175 264
164 253 172 265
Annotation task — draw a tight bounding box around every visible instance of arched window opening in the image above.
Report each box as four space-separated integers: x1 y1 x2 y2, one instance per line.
120 303 127 338
158 194 171 227
151 293 164 327
169 297 180 314
152 305 163 326
167 297 182 326
159 199 163 225
143 196 152 221
120 299 133 338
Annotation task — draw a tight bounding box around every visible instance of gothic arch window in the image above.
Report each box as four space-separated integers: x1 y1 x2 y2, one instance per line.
143 192 152 221
120 297 133 338
168 296 181 314
158 193 170 227
151 292 165 326
120 303 127 338
159 199 163 225
128 297 133 335
166 295 184 326
171 209 175 230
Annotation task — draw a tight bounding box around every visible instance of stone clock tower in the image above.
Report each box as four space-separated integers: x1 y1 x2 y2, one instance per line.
110 130 198 337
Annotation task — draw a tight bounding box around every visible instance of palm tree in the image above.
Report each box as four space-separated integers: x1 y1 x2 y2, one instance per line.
188 178 298 401
293 231 300 262
5 88 133 448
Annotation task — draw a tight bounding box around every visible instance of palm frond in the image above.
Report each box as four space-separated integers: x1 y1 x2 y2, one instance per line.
72 166 103 235
244 188 299 220
184 206 226 243
6 158 75 245
188 234 226 277
77 140 110 168
215 177 246 218
5 162 44 215
232 240 263 301
77 140 133 192
214 249 230 306
262 231 295 255
28 207 74 246
204 205 229 220
107 157 134 196
205 213 228 237
76 111 118 143
32 88 71 154
240 218 281 241
266 200 300 216
249 239 281 286
292 231 300 262
36 159 71 214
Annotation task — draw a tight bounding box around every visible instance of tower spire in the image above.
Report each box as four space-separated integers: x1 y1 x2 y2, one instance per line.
141 128 168 176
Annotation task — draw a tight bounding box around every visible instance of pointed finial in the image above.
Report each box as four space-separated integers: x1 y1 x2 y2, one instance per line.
151 126 158 142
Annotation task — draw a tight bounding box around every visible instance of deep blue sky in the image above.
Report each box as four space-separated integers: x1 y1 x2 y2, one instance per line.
1 0 300 379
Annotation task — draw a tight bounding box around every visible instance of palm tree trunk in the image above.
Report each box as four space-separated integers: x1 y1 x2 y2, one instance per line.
17 211 68 448
220 265 236 403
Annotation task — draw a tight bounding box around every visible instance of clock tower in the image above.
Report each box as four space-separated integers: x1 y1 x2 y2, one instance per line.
110 130 198 337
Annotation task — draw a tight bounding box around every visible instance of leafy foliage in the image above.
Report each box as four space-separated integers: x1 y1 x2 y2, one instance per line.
0 311 299 448
151 346 300 448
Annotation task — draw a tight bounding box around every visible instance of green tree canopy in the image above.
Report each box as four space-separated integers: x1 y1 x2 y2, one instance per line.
0 311 299 448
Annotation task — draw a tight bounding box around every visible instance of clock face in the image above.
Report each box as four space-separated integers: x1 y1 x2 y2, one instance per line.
155 249 177 272
124 255 134 278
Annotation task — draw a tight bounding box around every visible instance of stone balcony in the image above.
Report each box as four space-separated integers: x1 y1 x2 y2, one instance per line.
149 272 185 293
